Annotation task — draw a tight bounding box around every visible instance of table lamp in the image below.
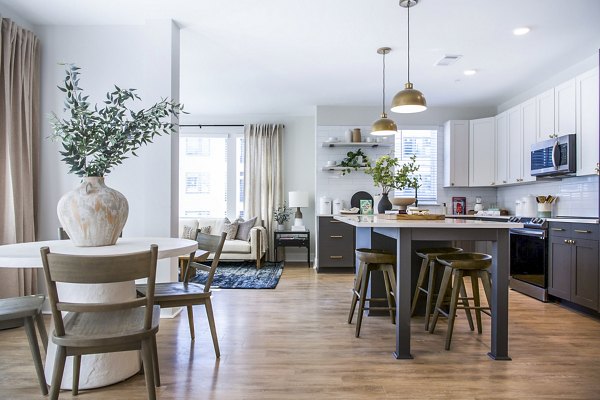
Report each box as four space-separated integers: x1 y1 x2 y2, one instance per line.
288 191 309 231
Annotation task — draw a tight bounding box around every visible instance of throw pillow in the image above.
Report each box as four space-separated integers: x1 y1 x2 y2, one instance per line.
235 216 257 241
181 221 199 239
213 217 230 236
198 225 211 234
222 221 239 240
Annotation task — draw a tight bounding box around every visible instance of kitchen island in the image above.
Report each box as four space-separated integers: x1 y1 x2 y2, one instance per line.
334 215 522 360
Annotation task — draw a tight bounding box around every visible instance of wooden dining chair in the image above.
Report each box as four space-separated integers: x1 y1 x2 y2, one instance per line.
0 295 48 395
136 232 226 357
40 245 160 400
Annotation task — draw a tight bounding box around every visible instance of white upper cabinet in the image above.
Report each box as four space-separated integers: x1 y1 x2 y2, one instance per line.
554 78 577 136
443 120 469 187
521 98 537 183
536 88 555 142
495 112 508 185
469 117 496 187
507 106 523 184
576 67 599 176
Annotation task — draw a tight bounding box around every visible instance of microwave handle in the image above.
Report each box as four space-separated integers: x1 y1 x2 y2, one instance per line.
551 140 559 168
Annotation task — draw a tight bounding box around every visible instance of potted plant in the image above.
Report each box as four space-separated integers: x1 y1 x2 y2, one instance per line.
365 154 421 213
50 64 184 246
273 202 293 230
339 148 369 175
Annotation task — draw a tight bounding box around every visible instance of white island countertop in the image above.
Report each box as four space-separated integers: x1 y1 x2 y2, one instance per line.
334 215 523 229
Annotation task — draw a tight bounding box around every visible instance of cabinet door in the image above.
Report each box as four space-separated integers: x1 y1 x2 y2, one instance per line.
576 67 599 176
521 98 537 183
548 235 572 300
571 238 599 310
554 79 577 136
536 88 554 141
495 113 508 185
507 106 523 183
317 217 355 268
469 117 496 187
443 120 469 187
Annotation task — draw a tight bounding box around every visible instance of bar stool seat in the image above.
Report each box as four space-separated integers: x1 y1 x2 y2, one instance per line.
347 249 396 338
411 247 463 331
429 253 493 350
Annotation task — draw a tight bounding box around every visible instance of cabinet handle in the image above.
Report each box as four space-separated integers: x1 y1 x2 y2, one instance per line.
551 228 565 231
329 220 341 223
329 256 343 259
574 229 591 234
564 239 569 244
330 235 343 238
571 240 576 245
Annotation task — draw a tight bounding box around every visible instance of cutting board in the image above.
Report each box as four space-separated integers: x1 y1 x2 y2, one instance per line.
380 214 445 220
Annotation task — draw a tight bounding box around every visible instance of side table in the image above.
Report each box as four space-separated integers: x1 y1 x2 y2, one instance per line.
274 230 311 267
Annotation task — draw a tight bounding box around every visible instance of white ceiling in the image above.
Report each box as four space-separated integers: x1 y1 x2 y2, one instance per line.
2 0 600 116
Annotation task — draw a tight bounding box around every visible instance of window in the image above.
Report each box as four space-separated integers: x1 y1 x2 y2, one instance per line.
393 129 438 204
179 127 245 218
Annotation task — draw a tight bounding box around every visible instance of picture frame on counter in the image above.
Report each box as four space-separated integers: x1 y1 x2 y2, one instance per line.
452 197 466 215
360 200 373 215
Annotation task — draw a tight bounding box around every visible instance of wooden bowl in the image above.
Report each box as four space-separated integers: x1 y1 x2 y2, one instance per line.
390 197 416 207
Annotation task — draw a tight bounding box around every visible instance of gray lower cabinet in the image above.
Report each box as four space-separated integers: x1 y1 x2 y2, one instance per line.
548 222 599 311
317 216 355 270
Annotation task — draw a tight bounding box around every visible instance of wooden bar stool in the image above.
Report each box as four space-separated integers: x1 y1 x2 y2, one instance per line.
411 247 463 331
348 248 396 338
429 253 493 350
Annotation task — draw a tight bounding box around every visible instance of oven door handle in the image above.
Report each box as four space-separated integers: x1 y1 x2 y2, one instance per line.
510 228 546 239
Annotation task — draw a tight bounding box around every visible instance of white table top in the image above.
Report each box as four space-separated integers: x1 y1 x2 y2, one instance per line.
333 215 523 229
0 237 198 268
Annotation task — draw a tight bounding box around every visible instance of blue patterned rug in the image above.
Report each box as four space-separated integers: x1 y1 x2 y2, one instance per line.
191 261 284 289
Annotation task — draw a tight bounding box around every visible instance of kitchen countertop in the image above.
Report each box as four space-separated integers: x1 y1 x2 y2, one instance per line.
333 215 523 229
546 217 599 224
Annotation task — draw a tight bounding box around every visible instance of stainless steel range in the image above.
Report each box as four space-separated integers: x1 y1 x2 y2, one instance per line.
508 216 549 302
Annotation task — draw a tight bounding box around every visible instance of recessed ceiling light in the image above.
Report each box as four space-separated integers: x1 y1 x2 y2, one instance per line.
513 27 530 36
463 69 477 76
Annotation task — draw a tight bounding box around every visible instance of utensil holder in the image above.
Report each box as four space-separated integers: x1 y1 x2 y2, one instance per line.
537 203 552 218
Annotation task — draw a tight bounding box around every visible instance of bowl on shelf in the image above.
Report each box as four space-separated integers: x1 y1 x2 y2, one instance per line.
390 197 416 207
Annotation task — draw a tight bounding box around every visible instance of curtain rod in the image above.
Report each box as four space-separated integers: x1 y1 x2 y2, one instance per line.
180 124 244 128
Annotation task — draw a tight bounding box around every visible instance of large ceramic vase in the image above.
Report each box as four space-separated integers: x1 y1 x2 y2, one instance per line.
57 177 128 246
377 193 393 214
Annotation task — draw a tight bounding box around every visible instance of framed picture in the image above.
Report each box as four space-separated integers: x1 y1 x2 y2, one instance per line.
359 199 373 215
452 197 466 215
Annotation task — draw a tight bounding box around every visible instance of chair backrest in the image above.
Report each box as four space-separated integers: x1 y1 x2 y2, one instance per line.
183 232 226 292
40 245 158 337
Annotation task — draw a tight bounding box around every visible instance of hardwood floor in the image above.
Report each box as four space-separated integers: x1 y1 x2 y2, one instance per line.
2 263 600 399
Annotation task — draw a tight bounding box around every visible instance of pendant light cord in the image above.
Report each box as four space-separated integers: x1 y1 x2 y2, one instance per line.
382 51 386 112
407 0 411 84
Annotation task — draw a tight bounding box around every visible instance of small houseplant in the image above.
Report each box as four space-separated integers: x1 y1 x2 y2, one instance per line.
339 148 369 175
365 154 421 213
274 202 293 230
50 64 184 246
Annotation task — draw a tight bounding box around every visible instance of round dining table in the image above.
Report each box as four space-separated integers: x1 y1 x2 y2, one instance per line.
0 237 198 390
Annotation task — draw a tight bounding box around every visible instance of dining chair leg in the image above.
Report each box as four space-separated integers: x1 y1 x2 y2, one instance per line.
23 316 48 395
186 305 195 340
151 335 160 387
429 266 452 334
72 355 81 395
205 299 220 358
50 346 67 400
35 313 48 352
445 270 464 350
348 261 365 324
141 339 157 400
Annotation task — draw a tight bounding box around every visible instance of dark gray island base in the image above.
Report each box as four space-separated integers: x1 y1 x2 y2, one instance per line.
335 215 522 360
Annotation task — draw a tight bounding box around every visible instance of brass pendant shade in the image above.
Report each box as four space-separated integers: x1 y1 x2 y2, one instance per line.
371 47 398 136
391 0 427 114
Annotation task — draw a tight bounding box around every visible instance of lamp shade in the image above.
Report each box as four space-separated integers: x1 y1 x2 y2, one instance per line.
371 112 398 136
288 191 309 208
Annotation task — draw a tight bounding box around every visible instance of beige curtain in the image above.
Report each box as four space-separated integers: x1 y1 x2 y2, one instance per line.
0 18 40 297
244 124 284 261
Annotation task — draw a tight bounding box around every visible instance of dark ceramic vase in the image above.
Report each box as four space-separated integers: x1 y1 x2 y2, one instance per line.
377 193 393 214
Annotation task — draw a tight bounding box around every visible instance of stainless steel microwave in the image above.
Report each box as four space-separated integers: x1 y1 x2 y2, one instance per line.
530 134 576 177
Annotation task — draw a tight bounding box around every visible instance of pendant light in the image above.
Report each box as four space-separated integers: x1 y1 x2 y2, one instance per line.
391 0 427 114
371 47 398 136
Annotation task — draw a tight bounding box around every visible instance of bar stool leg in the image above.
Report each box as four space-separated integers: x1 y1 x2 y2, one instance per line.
355 265 370 338
424 260 437 331
480 270 493 312
348 261 366 324
459 283 475 331
410 258 429 316
445 269 464 350
429 265 453 334
382 266 395 324
470 271 483 333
